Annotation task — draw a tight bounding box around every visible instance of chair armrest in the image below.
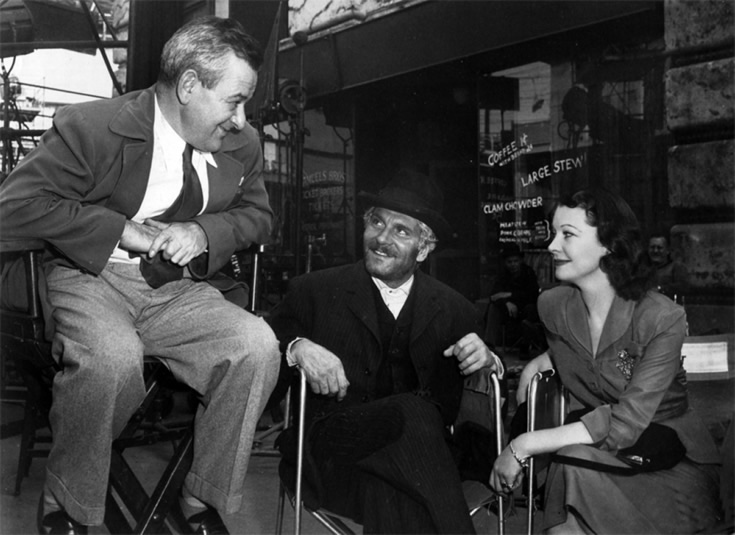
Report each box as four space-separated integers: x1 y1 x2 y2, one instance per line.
464 366 496 394
527 368 567 432
455 368 504 450
0 239 46 253
1 239 46 316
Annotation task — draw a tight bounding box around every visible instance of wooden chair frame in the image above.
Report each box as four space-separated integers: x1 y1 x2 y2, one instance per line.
0 239 266 533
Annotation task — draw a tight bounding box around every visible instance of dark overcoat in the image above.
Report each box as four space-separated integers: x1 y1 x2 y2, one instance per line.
270 260 484 428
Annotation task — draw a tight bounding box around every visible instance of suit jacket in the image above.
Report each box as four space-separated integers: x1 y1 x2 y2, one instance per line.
539 285 720 464
269 261 484 427
0 85 272 283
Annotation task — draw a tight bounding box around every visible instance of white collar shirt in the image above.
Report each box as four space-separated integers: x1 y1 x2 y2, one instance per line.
110 96 216 263
372 276 414 319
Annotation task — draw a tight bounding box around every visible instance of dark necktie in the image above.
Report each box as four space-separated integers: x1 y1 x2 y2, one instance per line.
139 144 204 288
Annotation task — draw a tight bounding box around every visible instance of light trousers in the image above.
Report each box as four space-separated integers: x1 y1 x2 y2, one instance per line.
44 262 280 526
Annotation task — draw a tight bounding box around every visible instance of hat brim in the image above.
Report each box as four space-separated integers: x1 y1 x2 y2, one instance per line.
358 191 453 243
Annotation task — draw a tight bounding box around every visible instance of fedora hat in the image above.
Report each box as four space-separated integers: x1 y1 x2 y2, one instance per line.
358 169 453 242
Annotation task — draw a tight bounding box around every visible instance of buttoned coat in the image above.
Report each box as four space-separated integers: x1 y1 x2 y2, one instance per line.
539 284 720 464
270 260 484 427
0 85 272 284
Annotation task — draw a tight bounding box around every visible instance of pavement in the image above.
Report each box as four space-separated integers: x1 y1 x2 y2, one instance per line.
0 390 536 535
0 347 731 534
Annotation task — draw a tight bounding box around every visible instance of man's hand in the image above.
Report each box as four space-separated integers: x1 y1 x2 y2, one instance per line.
491 291 512 302
291 338 350 401
144 219 208 266
119 220 160 254
443 333 504 377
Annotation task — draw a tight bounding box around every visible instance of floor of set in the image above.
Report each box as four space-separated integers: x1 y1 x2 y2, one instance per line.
1 349 731 535
0 410 536 534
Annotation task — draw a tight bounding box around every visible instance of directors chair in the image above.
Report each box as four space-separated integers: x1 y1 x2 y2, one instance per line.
0 239 195 533
524 369 568 535
274 368 507 535
0 239 267 534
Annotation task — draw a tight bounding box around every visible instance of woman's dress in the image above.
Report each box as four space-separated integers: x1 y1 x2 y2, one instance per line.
538 285 722 533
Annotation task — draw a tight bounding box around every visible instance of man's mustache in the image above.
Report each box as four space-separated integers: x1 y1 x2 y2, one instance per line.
367 241 395 257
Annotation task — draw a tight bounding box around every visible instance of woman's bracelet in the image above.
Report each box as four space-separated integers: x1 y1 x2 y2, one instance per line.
509 440 530 469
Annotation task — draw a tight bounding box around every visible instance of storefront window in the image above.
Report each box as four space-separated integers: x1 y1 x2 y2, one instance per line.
478 54 663 288
479 60 572 286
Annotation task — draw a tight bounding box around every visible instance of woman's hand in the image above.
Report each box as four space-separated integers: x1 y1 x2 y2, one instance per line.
490 444 525 495
516 351 553 405
491 425 595 496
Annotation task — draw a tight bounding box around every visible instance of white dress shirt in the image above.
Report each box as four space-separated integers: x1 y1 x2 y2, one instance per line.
372 276 414 319
109 96 216 264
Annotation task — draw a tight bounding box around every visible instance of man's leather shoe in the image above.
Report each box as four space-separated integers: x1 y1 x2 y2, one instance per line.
186 507 229 535
37 494 88 535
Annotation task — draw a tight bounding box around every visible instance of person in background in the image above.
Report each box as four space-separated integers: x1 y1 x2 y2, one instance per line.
484 243 543 358
491 189 721 533
647 232 689 301
269 169 504 534
0 17 280 535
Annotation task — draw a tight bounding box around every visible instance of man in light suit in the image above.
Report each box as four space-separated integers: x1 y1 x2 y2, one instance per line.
270 169 504 534
0 17 280 534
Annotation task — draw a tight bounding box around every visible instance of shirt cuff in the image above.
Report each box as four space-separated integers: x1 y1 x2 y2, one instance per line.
491 351 505 379
286 337 304 367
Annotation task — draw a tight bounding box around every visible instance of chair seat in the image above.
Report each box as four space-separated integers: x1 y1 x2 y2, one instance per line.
275 369 507 534
0 240 197 534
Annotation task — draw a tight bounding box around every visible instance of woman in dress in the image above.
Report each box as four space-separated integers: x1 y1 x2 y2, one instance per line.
490 189 721 533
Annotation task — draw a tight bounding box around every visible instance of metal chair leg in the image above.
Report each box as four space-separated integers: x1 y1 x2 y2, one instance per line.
489 371 505 535
525 369 567 535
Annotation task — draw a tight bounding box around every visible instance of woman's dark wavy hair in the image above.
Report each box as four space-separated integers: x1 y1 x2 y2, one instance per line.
555 188 656 301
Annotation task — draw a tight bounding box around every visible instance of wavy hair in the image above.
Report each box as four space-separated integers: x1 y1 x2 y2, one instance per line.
158 16 263 89
555 189 655 301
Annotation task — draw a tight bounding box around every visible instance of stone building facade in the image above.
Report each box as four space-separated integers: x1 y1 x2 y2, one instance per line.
664 0 734 335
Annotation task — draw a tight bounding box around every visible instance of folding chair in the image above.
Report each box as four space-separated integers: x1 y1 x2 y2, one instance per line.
524 368 568 535
455 367 507 531
106 241 272 531
1 239 54 496
0 239 266 533
240 244 287 457
0 239 198 533
275 368 506 535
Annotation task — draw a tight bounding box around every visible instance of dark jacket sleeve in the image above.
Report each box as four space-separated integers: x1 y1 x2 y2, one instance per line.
190 123 273 278
0 105 127 274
